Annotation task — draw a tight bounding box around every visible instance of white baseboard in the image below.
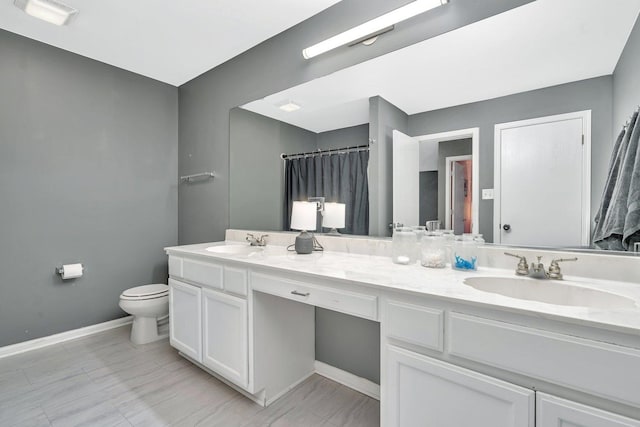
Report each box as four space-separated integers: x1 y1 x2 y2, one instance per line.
314 360 380 400
0 316 133 359
264 370 316 406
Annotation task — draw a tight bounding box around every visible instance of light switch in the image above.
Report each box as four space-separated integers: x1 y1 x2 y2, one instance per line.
482 189 494 200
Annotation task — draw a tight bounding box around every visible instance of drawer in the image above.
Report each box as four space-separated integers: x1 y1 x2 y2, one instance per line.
251 272 377 321
385 300 443 352
182 258 223 289
448 312 640 407
168 256 183 278
224 266 248 297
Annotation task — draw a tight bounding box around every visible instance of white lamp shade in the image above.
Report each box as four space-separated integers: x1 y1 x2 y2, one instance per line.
291 201 317 231
323 203 345 229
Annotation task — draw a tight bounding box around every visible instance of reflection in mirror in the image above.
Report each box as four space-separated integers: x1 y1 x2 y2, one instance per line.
229 0 640 253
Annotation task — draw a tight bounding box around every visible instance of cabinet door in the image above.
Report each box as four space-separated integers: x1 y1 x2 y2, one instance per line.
169 278 202 362
537 393 640 427
385 345 534 427
202 288 248 388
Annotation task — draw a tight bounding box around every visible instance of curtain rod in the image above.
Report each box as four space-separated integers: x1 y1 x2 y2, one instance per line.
280 144 369 160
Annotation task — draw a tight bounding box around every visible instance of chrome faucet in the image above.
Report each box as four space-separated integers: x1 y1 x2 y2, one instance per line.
246 233 268 246
529 256 549 279
504 253 577 280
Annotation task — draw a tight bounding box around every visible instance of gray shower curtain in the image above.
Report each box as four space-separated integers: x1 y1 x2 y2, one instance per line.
284 150 369 235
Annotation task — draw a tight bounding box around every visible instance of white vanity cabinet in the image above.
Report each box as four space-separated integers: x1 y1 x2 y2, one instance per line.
382 298 640 427
168 278 202 362
202 287 248 387
385 345 534 427
168 255 250 391
536 393 640 427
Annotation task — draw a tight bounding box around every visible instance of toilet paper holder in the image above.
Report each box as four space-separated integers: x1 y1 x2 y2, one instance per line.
56 264 84 278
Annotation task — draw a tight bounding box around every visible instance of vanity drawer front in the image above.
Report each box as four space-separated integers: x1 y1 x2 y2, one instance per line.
385 300 444 352
182 258 223 290
224 266 248 297
168 256 183 278
448 312 640 407
251 272 377 320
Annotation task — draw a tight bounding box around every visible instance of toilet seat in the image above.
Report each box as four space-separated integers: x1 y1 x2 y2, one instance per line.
120 284 169 301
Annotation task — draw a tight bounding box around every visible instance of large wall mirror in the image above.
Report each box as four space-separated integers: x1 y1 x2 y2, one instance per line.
229 0 640 254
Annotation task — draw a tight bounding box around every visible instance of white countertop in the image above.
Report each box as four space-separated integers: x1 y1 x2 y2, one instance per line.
165 241 640 333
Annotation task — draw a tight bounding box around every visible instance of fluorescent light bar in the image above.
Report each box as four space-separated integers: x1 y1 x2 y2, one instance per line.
278 101 302 112
302 0 448 59
14 0 78 26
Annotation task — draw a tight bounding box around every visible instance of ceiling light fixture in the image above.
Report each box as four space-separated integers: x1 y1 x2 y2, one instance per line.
14 0 78 26
302 0 449 59
278 101 302 112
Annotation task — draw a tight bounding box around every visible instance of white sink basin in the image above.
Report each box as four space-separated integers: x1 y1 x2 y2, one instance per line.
206 245 265 255
464 277 636 309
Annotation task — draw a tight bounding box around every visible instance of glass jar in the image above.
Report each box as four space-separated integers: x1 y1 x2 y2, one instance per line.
421 232 447 268
440 230 455 263
392 227 418 265
451 233 479 271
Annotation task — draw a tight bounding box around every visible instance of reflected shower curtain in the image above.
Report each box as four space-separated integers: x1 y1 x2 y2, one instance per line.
283 150 369 235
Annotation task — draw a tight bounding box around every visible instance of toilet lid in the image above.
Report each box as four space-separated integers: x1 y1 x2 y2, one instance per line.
121 284 169 298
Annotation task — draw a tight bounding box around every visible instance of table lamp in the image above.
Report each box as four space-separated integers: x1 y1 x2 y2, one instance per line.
291 201 317 254
323 203 345 236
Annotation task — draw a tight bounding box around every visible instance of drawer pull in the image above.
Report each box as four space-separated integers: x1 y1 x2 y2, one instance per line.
291 290 310 297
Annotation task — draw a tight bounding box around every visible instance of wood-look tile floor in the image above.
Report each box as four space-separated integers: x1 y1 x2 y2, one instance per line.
0 326 379 427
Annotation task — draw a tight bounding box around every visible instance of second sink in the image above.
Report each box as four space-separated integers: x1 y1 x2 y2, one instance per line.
463 277 636 309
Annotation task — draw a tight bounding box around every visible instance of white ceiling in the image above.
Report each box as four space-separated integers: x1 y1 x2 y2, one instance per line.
0 0 342 86
242 0 640 133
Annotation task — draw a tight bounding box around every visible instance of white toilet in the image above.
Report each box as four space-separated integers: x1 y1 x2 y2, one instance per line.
118 284 169 345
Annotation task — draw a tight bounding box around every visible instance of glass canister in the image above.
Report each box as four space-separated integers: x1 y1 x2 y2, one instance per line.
440 230 455 263
420 232 447 268
392 227 418 265
451 233 479 271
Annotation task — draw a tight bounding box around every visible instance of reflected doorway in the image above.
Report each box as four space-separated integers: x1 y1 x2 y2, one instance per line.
446 156 472 234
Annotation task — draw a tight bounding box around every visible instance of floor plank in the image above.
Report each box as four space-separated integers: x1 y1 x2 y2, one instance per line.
0 325 379 426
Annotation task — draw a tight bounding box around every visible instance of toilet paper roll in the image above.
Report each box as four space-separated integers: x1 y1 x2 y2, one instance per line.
61 263 83 280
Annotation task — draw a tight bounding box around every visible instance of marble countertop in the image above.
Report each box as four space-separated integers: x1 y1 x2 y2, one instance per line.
165 241 640 333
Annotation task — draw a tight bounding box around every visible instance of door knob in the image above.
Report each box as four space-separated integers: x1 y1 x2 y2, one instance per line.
503 224 511 232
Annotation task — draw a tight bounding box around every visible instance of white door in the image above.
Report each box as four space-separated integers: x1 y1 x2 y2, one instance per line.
202 288 248 388
169 278 202 362
393 130 420 228
495 111 590 247
537 393 640 427
385 345 534 427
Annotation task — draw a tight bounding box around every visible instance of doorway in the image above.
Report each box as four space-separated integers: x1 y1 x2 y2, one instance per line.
446 155 472 234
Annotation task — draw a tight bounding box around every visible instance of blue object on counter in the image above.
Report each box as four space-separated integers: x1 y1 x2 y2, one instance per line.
454 254 477 270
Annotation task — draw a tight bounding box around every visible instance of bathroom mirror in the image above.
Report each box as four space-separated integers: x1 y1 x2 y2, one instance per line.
229 0 640 252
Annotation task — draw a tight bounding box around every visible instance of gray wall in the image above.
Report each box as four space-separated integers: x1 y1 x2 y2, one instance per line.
179 0 533 386
317 124 369 151
419 172 438 225
315 308 380 383
0 30 178 347
437 139 472 226
229 108 316 231
613 14 640 133
369 96 408 236
408 76 613 243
